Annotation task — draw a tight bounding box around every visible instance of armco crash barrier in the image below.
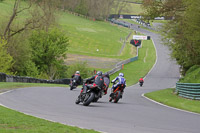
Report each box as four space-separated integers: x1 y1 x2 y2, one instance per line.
106 44 139 75
0 72 71 85
176 83 200 100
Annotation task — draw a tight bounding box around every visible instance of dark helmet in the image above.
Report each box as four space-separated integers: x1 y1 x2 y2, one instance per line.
119 73 124 77
97 71 102 76
103 72 110 78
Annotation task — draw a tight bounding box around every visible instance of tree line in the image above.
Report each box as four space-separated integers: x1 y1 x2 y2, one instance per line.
60 0 129 20
142 0 200 74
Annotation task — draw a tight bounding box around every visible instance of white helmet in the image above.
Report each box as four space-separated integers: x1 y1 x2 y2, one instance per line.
119 73 124 77
76 71 80 74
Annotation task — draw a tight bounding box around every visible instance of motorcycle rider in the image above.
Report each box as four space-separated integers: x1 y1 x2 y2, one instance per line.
85 71 104 97
102 73 110 95
71 71 82 86
110 73 126 99
139 77 144 87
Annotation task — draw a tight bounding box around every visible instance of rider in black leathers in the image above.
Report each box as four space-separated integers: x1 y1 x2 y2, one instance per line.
85 71 104 90
71 71 82 85
102 73 110 95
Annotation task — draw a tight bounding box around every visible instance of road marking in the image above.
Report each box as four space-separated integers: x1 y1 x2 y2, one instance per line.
143 38 158 80
143 48 149 63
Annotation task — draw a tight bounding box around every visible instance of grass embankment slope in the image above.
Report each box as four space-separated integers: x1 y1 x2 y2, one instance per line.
145 65 200 114
59 12 134 59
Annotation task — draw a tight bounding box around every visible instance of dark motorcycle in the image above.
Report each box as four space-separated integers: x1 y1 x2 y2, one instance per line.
69 79 78 90
139 81 143 87
109 83 125 103
75 83 102 106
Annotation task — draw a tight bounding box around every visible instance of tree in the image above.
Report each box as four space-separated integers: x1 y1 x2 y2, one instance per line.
60 0 120 20
29 28 69 79
1 0 57 41
142 0 185 20
0 38 14 75
142 0 200 74
0 0 58 77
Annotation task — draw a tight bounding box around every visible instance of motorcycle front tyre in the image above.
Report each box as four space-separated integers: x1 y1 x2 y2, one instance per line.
83 92 95 106
75 96 81 104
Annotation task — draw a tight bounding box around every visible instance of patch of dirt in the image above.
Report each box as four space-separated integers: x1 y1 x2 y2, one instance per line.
64 54 122 69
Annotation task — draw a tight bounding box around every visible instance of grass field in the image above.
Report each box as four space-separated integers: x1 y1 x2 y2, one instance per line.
59 12 134 59
144 88 200 114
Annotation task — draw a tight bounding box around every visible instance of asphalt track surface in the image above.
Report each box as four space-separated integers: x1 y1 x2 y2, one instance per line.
1 23 200 133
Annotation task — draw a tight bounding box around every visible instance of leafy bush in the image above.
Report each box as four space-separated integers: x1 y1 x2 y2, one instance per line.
0 38 13 75
29 28 69 80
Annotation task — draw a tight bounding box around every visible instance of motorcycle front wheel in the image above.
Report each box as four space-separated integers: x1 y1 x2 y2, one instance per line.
83 92 95 106
75 96 81 104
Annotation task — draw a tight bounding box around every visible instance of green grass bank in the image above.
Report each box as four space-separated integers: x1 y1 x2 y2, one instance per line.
144 88 200 114
144 65 200 114
0 105 98 133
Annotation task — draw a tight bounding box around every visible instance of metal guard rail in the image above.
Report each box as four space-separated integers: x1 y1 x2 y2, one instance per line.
176 83 200 100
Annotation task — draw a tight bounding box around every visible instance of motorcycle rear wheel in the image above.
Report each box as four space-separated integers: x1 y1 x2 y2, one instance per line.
83 92 95 106
114 91 121 103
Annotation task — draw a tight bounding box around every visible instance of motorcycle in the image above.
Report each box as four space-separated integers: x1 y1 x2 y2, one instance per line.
139 81 143 87
75 83 102 106
109 83 125 103
69 79 78 90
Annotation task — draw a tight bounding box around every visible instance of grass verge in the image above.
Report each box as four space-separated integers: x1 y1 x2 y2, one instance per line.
0 105 98 133
144 88 200 114
0 82 67 93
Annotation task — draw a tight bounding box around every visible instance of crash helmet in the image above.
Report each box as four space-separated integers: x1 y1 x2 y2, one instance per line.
76 71 80 74
119 73 124 77
103 72 110 78
97 71 102 76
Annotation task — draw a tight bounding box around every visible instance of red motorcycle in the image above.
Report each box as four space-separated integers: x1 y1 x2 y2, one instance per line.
109 83 125 103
